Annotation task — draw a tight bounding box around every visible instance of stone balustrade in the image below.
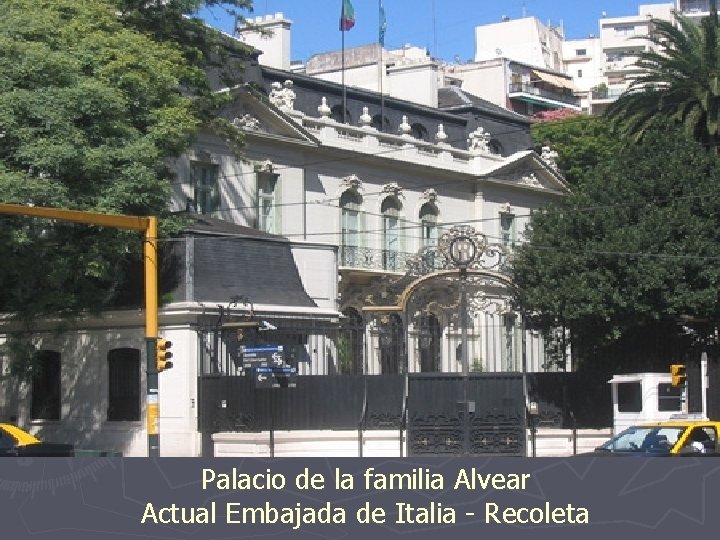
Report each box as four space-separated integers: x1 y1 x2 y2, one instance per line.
261 89 509 174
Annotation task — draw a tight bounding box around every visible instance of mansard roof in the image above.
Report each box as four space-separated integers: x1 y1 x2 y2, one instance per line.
258 66 533 156
438 86 530 123
173 214 318 308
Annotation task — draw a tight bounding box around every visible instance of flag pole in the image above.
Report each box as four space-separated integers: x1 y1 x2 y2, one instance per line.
342 27 346 124
340 0 355 125
379 46 384 132
379 0 386 132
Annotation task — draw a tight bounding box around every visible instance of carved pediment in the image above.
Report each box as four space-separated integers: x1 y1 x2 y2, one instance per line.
482 150 569 194
221 90 317 144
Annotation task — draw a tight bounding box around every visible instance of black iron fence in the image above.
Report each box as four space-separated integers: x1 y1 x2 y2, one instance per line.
198 374 405 433
198 371 615 434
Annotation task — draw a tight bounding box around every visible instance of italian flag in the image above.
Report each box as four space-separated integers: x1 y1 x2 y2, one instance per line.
340 0 355 31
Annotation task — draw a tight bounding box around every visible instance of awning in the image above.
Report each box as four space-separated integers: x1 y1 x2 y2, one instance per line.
532 70 575 90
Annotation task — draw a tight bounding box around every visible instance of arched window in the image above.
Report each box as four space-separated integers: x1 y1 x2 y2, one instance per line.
416 313 441 372
411 122 429 141
419 202 439 249
331 105 351 124
340 189 363 267
31 350 61 420
379 314 404 374
371 114 389 132
381 195 403 271
107 348 141 421
339 308 365 374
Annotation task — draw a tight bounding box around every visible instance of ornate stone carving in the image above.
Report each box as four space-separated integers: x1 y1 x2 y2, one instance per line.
519 173 542 188
381 182 403 198
398 115 412 137
421 188 438 203
318 96 331 118
269 80 296 110
231 114 261 130
467 126 491 153
436 123 448 144
541 145 559 170
254 159 274 173
341 174 362 191
359 106 372 127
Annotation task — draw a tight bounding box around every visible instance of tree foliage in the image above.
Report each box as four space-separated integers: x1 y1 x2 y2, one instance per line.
531 115 620 186
0 0 250 325
116 1 254 142
512 126 720 364
605 1 720 149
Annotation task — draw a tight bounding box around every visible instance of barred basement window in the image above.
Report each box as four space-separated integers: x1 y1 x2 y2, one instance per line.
31 350 61 420
107 348 141 421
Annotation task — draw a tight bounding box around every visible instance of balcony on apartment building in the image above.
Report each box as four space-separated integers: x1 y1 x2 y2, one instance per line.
679 0 710 17
591 86 627 102
508 70 581 111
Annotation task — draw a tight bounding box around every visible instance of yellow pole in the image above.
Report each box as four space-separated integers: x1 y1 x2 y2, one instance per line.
144 216 160 457
0 202 162 456
144 216 158 339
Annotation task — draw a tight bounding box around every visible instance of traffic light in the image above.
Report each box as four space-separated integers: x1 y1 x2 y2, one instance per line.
156 338 173 372
670 364 686 387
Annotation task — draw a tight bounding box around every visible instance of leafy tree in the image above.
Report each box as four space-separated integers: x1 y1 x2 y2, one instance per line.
512 125 720 368
116 1 254 145
0 0 251 332
532 115 620 186
605 0 720 149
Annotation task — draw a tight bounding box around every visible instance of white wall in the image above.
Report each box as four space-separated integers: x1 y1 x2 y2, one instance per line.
236 13 292 71
213 428 612 457
0 315 203 457
475 18 564 71
444 60 509 109
291 243 338 310
387 61 439 108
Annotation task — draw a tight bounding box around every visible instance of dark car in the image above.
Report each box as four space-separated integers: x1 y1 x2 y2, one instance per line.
0 423 74 457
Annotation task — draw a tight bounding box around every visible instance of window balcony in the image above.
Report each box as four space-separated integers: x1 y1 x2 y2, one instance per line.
508 83 581 109
340 246 444 273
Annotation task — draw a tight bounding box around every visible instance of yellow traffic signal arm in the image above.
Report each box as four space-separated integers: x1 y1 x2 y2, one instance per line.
0 202 163 456
0 202 158 339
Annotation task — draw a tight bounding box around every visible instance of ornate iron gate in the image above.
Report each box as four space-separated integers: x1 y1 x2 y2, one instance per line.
406 373 527 456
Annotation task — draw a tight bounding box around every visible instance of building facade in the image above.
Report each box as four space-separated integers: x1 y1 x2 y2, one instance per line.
0 17 573 456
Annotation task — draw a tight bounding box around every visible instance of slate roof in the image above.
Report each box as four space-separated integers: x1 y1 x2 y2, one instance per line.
438 86 530 124
173 214 317 308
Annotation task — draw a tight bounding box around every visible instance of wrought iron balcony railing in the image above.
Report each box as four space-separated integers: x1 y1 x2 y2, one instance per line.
340 246 435 272
340 244 513 276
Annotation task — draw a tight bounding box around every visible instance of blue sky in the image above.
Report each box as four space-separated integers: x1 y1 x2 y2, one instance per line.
199 1 660 63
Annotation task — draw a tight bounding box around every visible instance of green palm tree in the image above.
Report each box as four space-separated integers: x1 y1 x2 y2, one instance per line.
606 0 720 149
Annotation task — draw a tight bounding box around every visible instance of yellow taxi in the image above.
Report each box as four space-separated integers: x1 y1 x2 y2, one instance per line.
0 423 74 457
594 419 720 456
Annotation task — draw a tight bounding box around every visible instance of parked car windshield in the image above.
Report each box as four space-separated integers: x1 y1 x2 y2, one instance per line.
597 426 686 454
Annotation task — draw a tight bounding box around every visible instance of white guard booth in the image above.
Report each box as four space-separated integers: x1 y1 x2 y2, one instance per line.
608 372 702 434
